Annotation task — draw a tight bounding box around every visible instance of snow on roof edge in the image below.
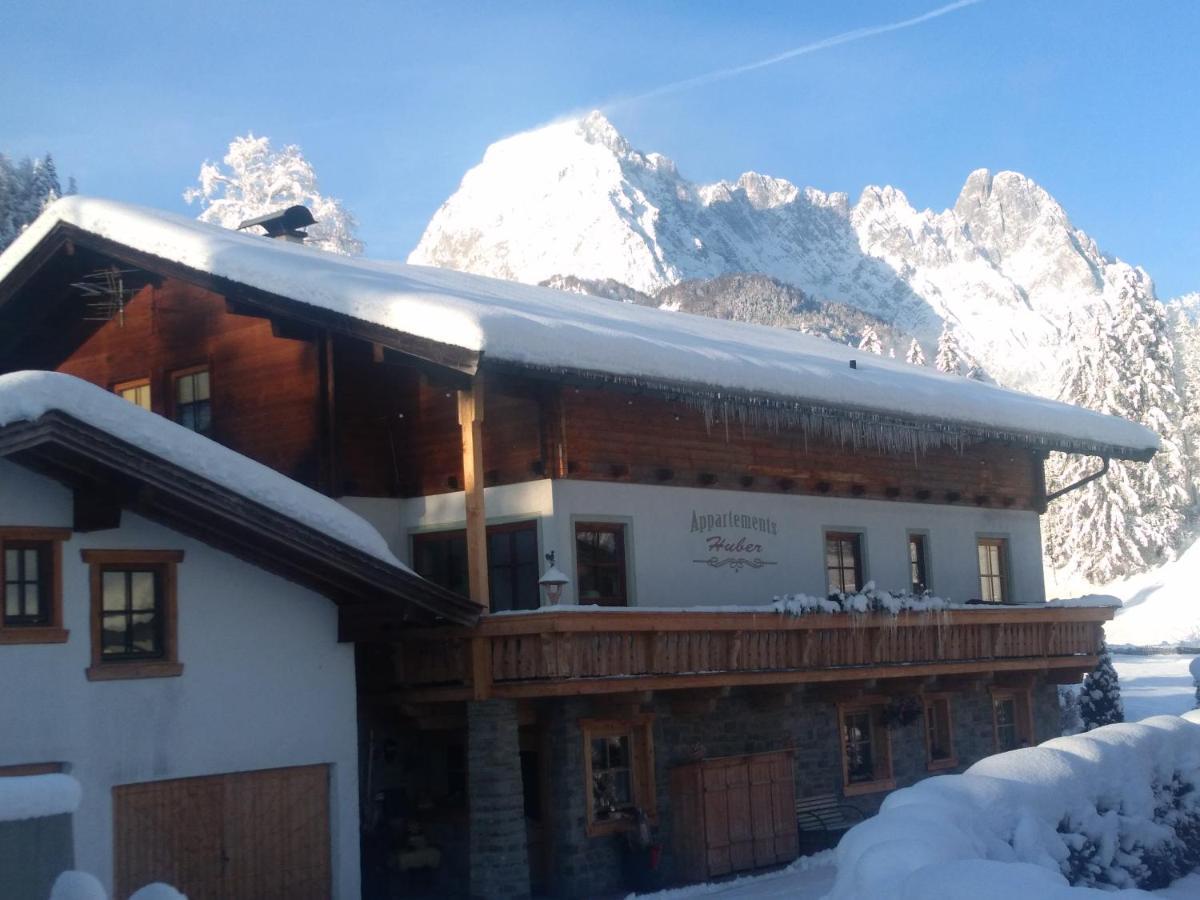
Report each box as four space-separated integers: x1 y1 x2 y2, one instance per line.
0 370 408 571
0 197 1160 458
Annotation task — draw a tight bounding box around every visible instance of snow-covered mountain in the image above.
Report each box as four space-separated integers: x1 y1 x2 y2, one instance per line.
410 111 1156 391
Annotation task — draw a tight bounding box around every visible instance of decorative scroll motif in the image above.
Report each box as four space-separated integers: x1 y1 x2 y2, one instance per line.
692 556 778 572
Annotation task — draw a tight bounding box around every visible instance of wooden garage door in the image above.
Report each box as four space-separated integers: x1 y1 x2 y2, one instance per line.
113 765 330 900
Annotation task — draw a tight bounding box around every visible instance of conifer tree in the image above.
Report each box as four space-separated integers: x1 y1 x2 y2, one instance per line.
1079 645 1124 730
857 325 883 355
934 322 963 375
184 134 363 256
1045 279 1190 581
905 338 927 366
0 152 65 252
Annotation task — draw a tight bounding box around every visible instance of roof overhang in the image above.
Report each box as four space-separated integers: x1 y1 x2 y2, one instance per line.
0 410 480 628
0 222 479 385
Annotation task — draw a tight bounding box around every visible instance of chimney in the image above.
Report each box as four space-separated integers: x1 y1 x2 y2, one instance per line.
237 205 317 244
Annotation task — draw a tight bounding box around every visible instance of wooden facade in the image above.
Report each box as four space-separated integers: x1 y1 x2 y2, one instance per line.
20 275 1047 514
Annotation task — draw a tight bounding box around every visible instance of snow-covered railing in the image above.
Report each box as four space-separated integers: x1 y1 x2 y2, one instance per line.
773 584 1121 617
395 602 1114 701
829 712 1200 898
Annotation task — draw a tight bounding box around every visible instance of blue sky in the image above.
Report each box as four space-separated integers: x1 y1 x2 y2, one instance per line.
3 1 1197 297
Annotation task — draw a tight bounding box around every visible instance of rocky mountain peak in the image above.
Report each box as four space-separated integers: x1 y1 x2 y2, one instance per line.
409 116 1161 394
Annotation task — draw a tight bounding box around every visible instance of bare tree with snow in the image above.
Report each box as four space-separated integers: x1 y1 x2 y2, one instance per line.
184 134 363 256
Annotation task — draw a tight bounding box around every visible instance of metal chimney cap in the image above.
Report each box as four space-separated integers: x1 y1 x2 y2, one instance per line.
237 205 317 238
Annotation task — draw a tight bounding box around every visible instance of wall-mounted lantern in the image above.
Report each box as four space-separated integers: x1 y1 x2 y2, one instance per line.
538 551 570 606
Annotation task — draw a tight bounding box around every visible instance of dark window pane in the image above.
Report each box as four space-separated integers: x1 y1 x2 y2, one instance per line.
101 613 128 656
129 612 159 654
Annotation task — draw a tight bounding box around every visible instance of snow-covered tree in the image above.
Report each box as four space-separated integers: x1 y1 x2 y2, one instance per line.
934 322 964 375
905 338 927 366
0 153 64 252
184 134 363 256
1045 281 1191 582
1058 685 1083 736
1191 656 1200 710
857 325 883 355
1079 645 1124 730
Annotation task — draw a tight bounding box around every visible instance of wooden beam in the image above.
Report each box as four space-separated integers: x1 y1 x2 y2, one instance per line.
539 385 568 478
458 376 489 610
73 485 122 532
470 636 493 701
318 329 338 494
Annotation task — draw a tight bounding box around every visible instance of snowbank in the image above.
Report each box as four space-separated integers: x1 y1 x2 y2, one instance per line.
0 197 1158 458
1083 536 1200 647
829 712 1200 898
0 773 81 822
49 872 106 900
0 370 405 569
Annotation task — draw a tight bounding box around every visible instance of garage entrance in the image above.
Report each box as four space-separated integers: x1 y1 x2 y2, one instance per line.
113 764 331 900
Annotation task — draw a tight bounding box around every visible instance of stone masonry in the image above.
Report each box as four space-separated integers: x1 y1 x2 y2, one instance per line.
537 676 1062 897
467 698 531 900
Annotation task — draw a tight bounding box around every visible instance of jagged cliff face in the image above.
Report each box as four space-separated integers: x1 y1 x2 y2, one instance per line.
410 111 1157 392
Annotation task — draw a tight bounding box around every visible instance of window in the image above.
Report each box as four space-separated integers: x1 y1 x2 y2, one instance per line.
839 702 894 795
575 523 628 607
924 696 957 770
581 716 656 836
908 533 929 594
82 550 183 681
0 528 69 644
977 537 1009 603
825 531 864 595
115 378 152 411
173 368 212 435
991 689 1032 752
411 521 540 613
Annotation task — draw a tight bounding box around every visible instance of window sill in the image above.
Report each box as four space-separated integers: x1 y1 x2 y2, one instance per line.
86 661 183 681
0 627 69 645
843 777 896 797
586 817 635 838
927 757 958 772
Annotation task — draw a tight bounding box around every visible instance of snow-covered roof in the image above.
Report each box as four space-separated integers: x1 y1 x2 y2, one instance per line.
0 197 1159 459
0 370 400 567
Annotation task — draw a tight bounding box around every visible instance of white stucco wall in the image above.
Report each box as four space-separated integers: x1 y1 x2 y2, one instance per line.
0 460 360 898
350 478 1045 608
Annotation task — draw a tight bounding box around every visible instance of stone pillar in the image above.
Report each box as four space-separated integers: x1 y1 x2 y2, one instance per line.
468 698 531 900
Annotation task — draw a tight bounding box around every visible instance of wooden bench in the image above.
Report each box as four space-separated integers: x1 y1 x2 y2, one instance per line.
795 793 865 846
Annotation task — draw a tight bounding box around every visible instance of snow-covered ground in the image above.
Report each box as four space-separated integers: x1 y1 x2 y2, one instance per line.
630 851 836 900
1046 535 1200 649
1113 654 1198 721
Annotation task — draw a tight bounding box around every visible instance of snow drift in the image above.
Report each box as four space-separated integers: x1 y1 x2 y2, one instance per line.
829 712 1200 898
0 773 81 823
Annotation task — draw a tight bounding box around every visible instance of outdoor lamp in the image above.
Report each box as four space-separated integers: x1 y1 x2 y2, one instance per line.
538 551 570 606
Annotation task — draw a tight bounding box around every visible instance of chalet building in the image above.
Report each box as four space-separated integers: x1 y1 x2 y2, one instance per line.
0 198 1158 899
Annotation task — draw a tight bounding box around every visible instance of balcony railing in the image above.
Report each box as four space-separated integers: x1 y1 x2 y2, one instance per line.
380 605 1113 701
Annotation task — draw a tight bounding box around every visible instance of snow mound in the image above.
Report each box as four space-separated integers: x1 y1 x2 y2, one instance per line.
49 872 107 900
0 773 81 823
0 196 1157 459
1095 536 1200 647
829 714 1200 898
0 371 404 569
129 884 188 900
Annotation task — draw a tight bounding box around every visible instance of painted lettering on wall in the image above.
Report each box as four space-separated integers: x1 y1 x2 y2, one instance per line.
690 509 779 572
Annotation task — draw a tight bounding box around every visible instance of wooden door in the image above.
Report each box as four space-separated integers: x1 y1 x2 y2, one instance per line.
113 765 330 900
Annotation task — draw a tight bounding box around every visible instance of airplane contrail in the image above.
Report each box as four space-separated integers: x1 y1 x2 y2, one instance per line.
603 0 983 110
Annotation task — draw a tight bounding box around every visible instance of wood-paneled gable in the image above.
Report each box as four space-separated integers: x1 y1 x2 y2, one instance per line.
54 277 324 486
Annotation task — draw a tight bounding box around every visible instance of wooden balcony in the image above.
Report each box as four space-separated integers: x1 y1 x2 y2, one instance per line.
379 605 1113 702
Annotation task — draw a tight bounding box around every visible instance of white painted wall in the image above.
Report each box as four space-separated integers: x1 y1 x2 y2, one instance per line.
353 478 1045 608
0 460 360 899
